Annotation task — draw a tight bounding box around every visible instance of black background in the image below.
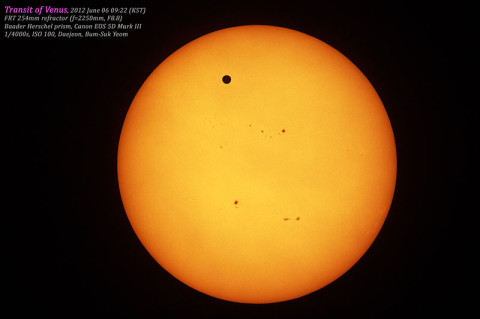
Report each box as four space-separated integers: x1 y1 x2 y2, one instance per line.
5 1 471 318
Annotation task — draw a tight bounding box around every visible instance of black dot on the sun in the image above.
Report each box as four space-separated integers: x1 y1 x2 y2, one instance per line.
222 75 231 84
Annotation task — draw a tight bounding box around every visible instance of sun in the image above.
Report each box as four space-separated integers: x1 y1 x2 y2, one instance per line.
117 25 396 304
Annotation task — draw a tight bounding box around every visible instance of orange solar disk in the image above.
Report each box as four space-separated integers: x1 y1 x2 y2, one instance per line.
117 25 396 304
